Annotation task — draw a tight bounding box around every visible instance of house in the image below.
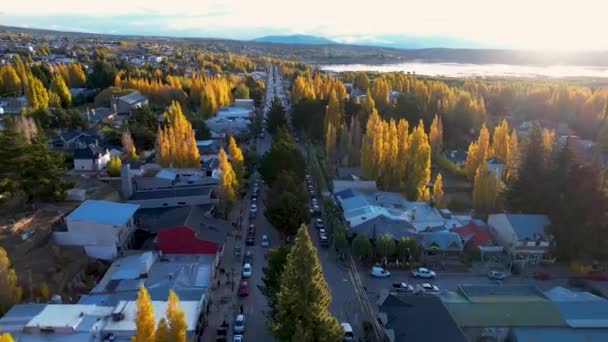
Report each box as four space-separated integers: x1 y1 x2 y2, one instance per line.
488 214 553 265
234 98 255 111
445 150 467 167
486 157 505 181
85 106 117 126
451 220 494 251
420 231 464 256
49 130 93 150
205 116 251 138
335 167 362 181
215 106 254 120
116 92 148 114
53 200 140 260
73 144 111 171
378 293 467 342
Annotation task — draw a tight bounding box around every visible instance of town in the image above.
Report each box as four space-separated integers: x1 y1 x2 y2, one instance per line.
0 21 608 342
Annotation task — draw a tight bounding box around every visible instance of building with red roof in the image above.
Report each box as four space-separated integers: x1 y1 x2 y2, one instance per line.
450 220 493 251
157 226 219 254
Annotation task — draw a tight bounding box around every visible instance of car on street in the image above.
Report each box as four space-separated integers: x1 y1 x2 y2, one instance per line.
242 263 252 278
488 270 508 280
411 267 436 279
319 234 329 247
370 266 391 278
391 282 415 294
341 323 355 341
315 219 324 229
313 205 321 214
233 335 243 342
243 250 253 265
261 234 269 247
245 234 255 246
416 283 440 294
234 314 246 333
319 228 326 236
238 281 250 297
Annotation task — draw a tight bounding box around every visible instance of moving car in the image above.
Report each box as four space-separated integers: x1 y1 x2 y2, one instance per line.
242 263 252 278
488 270 508 280
234 314 246 333
370 266 391 278
411 267 436 279
416 283 440 294
238 281 249 297
261 234 270 248
243 250 253 265
245 234 255 246
341 323 355 342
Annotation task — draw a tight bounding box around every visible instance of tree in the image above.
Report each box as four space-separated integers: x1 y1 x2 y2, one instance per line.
429 114 443 153
155 101 200 168
217 148 237 216
351 235 371 259
324 122 337 163
464 124 490 179
598 122 608 152
228 136 245 185
234 83 250 99
0 65 22 96
122 127 138 160
0 248 22 315
491 119 509 164
375 234 396 258
259 247 290 319
265 171 309 236
405 120 431 200
0 333 14 342
67 62 86 88
50 74 71 108
396 237 418 262
472 163 500 214
132 286 155 342
371 78 389 107
353 72 370 92
25 74 49 110
267 97 287 135
505 129 519 182
37 282 50 301
432 173 444 207
272 225 342 342
107 156 122 177
155 318 169 342
259 128 305 184
166 290 187 342
333 227 348 252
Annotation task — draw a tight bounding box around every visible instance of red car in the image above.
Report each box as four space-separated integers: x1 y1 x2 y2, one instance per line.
238 281 249 296
534 271 552 280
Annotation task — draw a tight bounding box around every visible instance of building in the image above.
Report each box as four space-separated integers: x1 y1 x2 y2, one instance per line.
128 185 216 209
115 92 148 114
378 293 467 342
420 231 464 256
85 106 117 127
486 157 505 181
49 130 95 150
234 98 255 111
205 116 251 138
73 144 111 171
451 220 495 251
444 150 467 167
53 200 140 260
215 106 254 120
488 214 553 265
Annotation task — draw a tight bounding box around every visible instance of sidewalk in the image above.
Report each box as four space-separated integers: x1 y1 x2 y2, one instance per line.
202 201 247 342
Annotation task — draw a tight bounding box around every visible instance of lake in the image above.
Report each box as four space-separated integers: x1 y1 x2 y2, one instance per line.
320 62 608 79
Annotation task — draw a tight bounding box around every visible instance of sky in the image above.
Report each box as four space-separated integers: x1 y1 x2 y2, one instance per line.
1 0 607 50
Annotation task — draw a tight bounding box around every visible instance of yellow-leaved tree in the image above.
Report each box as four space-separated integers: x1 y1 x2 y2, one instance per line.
505 130 519 182
218 147 237 216
429 114 443 154
432 173 444 208
405 120 431 200
122 127 138 160
0 247 22 316
464 123 490 179
132 286 155 342
0 333 15 342
228 136 245 185
472 163 500 214
154 318 169 342
166 290 187 342
155 101 200 168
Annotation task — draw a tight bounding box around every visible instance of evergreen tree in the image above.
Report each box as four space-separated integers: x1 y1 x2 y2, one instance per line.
265 171 309 236
259 247 290 320
217 148 237 214
132 286 155 342
429 114 443 154
376 234 396 258
228 136 245 185
50 74 71 108
272 225 342 342
351 235 371 259
267 97 287 135
405 120 431 200
0 248 22 315
432 173 444 207
155 318 169 342
166 290 187 342
325 123 337 163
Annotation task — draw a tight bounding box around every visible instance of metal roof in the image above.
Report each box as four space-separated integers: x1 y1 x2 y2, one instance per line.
545 287 608 328
506 214 551 240
66 200 140 226
129 185 213 200
512 327 608 342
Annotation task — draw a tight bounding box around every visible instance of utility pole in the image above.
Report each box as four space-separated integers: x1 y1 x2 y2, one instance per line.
347 256 386 342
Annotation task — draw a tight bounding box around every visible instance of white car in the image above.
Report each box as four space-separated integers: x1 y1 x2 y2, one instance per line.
233 335 243 342
250 204 258 212
341 323 355 341
391 282 415 294
261 234 269 248
242 263 252 278
411 267 436 279
370 266 391 278
234 314 245 334
417 283 440 294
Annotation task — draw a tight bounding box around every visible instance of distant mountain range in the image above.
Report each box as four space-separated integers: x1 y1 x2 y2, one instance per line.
252 34 337 45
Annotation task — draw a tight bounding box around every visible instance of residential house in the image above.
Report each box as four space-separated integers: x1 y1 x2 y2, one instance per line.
486 157 505 182
85 106 117 127
215 106 254 120
445 150 467 167
73 144 111 171
115 92 148 114
451 220 494 251
234 98 255 111
53 200 140 260
335 167 362 181
488 214 553 266
378 293 467 342
205 116 251 138
420 231 464 258
49 130 94 150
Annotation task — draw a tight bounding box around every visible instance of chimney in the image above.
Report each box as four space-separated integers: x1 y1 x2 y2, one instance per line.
113 103 118 114
121 163 133 199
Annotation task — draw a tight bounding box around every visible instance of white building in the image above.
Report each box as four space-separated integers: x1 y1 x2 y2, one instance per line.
488 213 553 265
234 98 255 111
54 200 140 260
73 144 111 171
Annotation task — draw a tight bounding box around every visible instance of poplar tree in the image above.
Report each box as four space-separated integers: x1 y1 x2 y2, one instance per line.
472 163 499 214
50 74 71 108
325 122 337 163
155 319 169 342
0 248 22 315
107 156 122 177
25 74 49 110
383 119 399 188
132 286 155 342
429 114 443 153
432 173 444 207
228 136 245 184
491 119 509 163
155 101 200 168
505 129 519 182
0 65 22 96
405 120 431 200
272 225 342 342
166 290 187 342
324 90 341 139
464 123 490 179
397 119 410 189
371 78 390 107
122 127 138 160
0 333 15 342
67 62 86 88
218 147 237 213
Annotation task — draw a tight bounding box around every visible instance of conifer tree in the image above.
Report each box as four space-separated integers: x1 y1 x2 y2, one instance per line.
166 290 187 342
272 225 342 342
405 120 431 200
429 114 443 153
432 173 444 207
50 74 71 108
228 136 245 184
132 286 155 342
155 318 169 342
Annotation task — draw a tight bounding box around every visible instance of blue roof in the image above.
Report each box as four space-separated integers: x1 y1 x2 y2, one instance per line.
66 200 140 226
512 327 608 342
544 287 608 328
507 214 551 240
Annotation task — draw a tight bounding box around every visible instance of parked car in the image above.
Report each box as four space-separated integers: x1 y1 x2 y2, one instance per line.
488 270 508 280
250 203 258 213
233 335 243 342
534 271 552 280
261 234 269 248
411 267 436 279
391 282 415 294
341 323 355 342
234 314 246 333
315 219 325 229
245 234 255 246
238 281 249 297
416 283 440 294
243 250 253 265
319 228 326 236
242 263 252 278
319 234 329 247
370 266 391 278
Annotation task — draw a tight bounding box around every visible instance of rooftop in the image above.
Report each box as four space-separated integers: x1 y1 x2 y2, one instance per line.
544 287 608 328
512 327 608 342
102 300 200 333
129 185 214 201
118 92 147 104
66 200 140 226
506 214 551 240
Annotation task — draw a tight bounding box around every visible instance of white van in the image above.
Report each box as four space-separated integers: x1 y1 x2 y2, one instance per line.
341 323 354 341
